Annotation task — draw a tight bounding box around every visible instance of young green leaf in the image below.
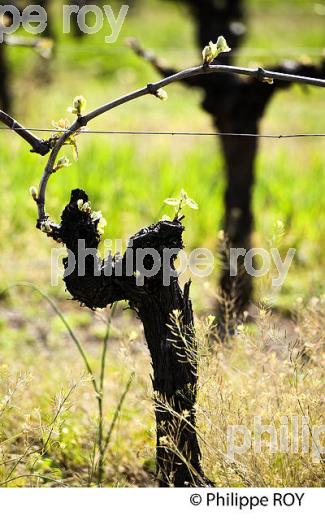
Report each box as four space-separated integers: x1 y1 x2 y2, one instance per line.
164 189 199 219
164 197 180 207
216 35 231 55
54 156 71 171
202 36 231 64
185 197 199 210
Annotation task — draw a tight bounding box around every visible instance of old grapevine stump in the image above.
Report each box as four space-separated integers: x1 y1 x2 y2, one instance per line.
43 189 212 487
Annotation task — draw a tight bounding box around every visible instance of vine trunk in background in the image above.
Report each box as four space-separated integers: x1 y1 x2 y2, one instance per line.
138 0 325 330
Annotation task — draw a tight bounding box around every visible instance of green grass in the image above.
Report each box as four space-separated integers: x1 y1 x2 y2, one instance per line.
1 0 324 301
0 0 324 486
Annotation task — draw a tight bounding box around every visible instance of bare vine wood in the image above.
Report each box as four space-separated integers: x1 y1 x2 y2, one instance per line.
50 188 212 486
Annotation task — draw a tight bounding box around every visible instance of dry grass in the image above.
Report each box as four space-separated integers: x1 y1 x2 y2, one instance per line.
195 296 325 487
0 288 324 487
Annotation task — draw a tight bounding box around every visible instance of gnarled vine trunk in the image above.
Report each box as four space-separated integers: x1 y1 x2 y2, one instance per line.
43 189 212 487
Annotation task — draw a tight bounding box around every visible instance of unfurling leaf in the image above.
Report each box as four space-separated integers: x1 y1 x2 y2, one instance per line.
54 156 71 171
216 36 232 55
202 36 231 64
52 119 70 131
185 198 199 210
180 189 199 209
67 95 87 116
49 119 71 145
164 189 199 219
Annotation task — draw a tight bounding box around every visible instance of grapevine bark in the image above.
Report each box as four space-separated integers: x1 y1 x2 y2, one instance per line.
50 188 212 487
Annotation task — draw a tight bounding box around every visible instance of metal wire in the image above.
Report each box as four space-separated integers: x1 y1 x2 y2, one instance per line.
0 127 324 139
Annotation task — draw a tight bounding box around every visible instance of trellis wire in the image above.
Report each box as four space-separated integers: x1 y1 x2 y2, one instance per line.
0 127 324 139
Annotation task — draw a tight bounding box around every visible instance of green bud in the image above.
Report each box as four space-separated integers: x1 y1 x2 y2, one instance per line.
29 186 38 201
262 77 274 85
81 202 91 213
202 45 214 64
156 88 168 101
68 95 87 116
161 214 172 222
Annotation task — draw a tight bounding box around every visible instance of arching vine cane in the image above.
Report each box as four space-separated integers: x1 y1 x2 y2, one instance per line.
1 40 325 486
